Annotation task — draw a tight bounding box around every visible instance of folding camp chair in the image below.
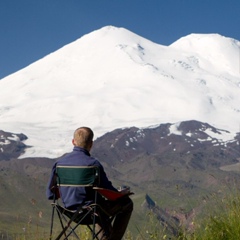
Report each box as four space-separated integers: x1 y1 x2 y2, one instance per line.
49 165 132 240
49 165 106 240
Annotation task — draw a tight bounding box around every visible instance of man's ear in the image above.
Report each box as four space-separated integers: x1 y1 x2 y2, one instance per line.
72 139 76 146
89 141 93 150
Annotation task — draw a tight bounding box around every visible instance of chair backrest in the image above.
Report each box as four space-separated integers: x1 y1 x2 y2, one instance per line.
56 165 99 187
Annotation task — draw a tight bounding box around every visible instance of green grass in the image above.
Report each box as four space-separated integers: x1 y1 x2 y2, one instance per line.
128 185 240 240
3 185 240 240
2 189 240 240
2 156 240 239
186 191 240 240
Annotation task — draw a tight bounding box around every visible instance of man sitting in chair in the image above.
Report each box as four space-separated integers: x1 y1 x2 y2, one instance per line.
47 127 133 240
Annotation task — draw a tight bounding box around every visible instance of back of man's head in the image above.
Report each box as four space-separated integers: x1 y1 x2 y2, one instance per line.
73 127 94 150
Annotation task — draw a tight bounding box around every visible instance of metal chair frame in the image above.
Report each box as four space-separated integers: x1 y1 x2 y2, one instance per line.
49 166 106 240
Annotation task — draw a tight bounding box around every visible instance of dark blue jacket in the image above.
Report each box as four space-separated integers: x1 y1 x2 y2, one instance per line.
46 146 117 209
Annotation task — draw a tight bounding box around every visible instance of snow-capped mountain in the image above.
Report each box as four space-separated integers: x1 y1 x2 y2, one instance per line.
0 26 239 158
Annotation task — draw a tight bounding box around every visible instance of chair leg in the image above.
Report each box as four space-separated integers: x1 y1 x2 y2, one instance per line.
55 210 70 240
55 207 93 240
54 207 81 240
87 225 102 240
49 205 55 240
89 215 114 240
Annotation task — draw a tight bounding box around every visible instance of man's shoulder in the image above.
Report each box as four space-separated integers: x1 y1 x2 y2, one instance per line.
89 156 102 166
56 151 101 167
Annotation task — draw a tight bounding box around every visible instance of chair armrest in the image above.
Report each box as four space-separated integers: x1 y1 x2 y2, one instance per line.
93 187 133 201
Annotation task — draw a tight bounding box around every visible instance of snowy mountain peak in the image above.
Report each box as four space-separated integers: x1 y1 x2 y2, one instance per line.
170 33 240 74
0 26 239 158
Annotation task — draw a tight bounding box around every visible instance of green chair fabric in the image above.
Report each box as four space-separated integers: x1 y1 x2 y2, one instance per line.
56 166 99 187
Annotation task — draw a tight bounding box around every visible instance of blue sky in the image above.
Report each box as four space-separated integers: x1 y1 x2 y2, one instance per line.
0 0 239 79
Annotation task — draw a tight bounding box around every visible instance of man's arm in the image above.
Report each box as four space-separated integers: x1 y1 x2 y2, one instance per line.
98 164 118 192
46 162 57 200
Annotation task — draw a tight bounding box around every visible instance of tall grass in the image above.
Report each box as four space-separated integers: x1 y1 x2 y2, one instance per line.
133 187 240 240
134 211 170 240
3 189 240 239
187 191 240 240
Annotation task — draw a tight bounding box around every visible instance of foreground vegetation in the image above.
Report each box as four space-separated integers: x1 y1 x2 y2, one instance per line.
167 189 240 240
2 189 240 240
186 190 240 240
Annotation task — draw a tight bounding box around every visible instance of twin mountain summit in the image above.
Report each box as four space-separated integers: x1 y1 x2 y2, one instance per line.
0 26 240 235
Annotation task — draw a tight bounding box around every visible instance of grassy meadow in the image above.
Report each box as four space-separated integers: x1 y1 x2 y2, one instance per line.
2 187 240 240
1 156 240 239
